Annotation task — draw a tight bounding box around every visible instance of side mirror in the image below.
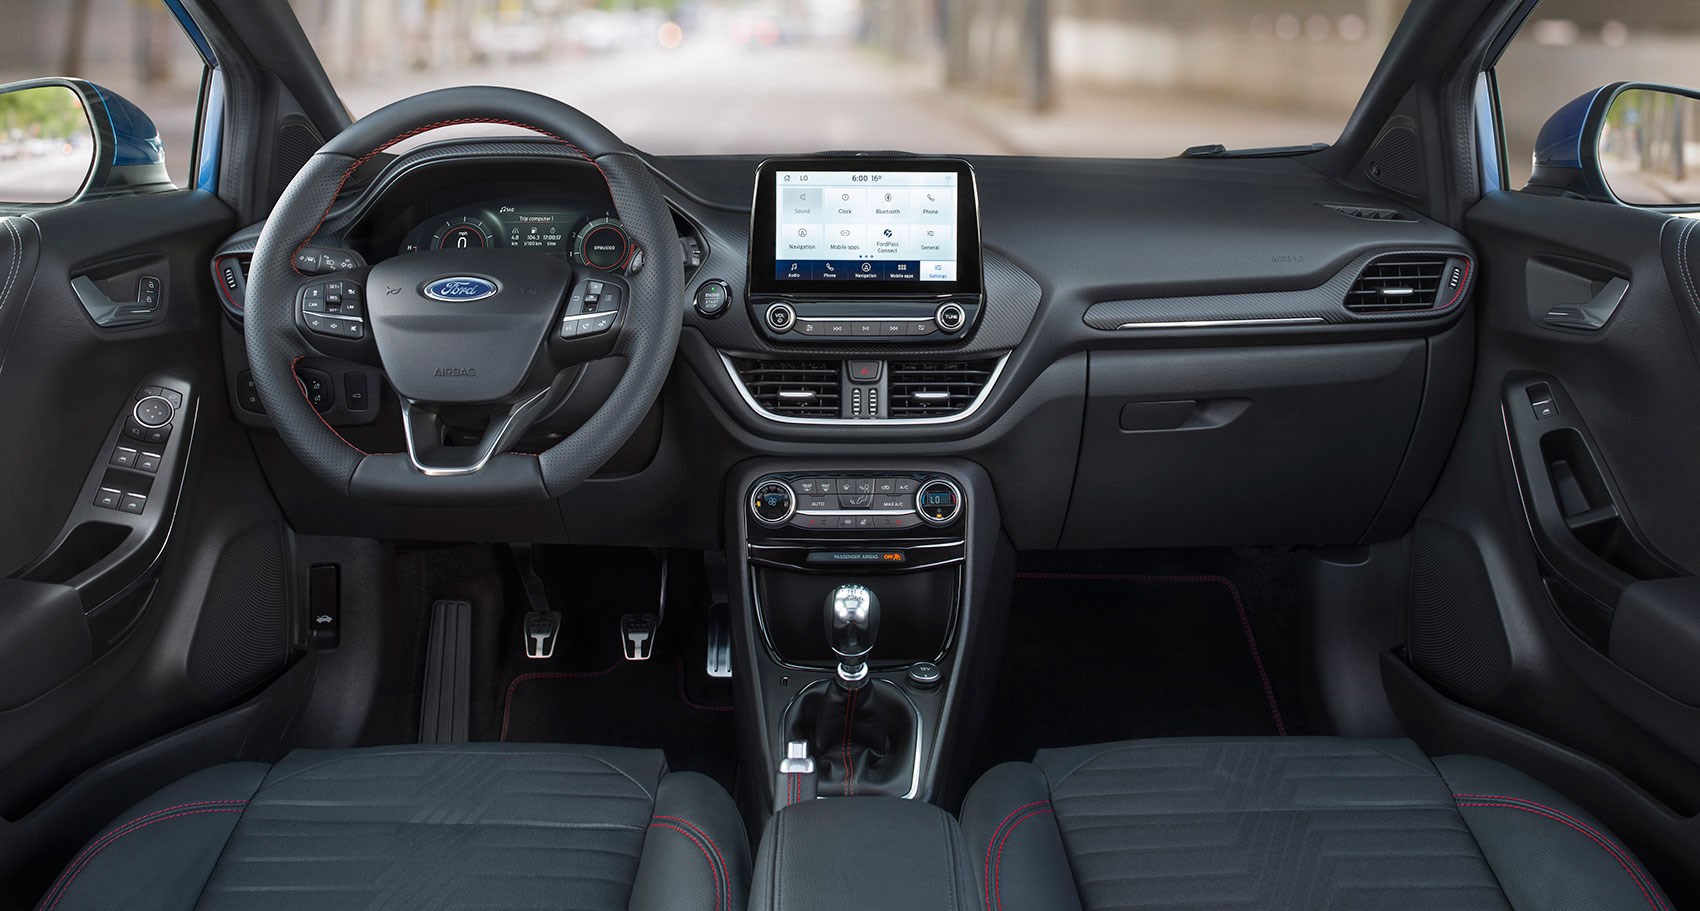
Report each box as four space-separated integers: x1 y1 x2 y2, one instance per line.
0 77 171 206
1530 82 1700 208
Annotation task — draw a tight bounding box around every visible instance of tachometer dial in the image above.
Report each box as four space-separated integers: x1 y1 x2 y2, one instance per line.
572 217 631 270
432 216 492 250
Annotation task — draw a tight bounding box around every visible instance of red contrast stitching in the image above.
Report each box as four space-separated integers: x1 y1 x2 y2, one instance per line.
841 687 856 797
40 806 247 911
648 821 724 911
1011 572 1287 735
1454 794 1669 911
982 800 1051 911
496 663 622 742
991 806 1054 911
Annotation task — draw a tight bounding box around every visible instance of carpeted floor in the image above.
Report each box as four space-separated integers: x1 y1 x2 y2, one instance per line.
971 549 1308 776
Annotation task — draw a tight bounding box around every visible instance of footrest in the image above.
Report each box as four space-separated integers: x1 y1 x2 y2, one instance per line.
420 599 472 743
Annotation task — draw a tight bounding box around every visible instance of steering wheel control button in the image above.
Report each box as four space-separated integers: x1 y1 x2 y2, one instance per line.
916 478 964 526
935 301 967 333
750 479 797 527
133 395 174 428
236 371 265 413
344 373 369 411
296 369 334 413
301 281 368 340
694 280 730 318
764 301 797 333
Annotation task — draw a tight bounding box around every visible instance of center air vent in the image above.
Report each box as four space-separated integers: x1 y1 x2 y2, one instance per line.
888 360 997 418
732 359 841 418
1344 254 1463 313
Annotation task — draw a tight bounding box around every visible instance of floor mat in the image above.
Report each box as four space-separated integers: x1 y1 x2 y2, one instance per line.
478 546 739 793
974 552 1304 774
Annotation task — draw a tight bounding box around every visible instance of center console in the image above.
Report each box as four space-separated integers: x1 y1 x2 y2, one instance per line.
725 458 1009 811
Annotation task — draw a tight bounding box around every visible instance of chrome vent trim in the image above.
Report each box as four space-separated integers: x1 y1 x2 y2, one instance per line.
887 360 999 418
730 359 840 418
1344 253 1455 312
720 353 1011 426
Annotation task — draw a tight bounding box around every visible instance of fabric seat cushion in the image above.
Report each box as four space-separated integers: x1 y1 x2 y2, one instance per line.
960 736 1672 911
37 743 748 911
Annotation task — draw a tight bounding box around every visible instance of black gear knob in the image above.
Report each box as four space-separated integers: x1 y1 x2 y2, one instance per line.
825 584 879 690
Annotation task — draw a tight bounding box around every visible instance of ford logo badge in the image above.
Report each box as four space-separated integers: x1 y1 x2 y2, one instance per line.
423 276 498 302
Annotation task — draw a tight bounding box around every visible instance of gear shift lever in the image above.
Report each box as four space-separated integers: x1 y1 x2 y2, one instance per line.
825 584 879 690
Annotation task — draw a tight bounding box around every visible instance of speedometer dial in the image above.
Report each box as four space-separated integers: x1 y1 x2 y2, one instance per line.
432 216 492 250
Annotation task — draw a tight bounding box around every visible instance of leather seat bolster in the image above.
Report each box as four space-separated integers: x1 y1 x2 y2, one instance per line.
1435 755 1676 911
40 762 269 911
631 772 753 911
959 762 1083 911
750 797 978 911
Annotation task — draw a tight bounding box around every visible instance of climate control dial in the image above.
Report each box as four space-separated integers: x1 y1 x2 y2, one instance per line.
916 478 963 526
750 478 797 527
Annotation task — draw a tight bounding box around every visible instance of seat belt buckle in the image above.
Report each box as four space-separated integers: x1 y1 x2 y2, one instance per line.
775 740 817 810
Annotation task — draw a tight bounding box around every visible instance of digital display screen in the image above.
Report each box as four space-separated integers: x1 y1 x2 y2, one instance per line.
504 208 569 252
773 170 959 283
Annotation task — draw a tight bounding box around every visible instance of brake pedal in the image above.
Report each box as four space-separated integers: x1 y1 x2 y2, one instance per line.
621 613 658 661
524 610 561 659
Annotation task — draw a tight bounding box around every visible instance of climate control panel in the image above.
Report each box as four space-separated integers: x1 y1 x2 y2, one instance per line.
747 473 963 533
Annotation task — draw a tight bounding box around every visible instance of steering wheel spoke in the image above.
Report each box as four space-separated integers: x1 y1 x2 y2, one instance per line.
399 389 555 477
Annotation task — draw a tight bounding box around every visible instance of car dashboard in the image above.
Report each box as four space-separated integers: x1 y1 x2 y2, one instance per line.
208 137 1476 553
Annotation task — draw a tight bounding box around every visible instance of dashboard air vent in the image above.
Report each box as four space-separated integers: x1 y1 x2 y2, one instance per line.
1321 203 1414 222
888 360 997 419
733 359 841 418
1344 254 1457 313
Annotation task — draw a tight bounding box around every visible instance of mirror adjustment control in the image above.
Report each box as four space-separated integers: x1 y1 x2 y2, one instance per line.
132 395 173 428
750 478 796 527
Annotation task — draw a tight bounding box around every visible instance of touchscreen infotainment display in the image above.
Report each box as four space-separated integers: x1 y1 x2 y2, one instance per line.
772 170 958 283
749 157 980 297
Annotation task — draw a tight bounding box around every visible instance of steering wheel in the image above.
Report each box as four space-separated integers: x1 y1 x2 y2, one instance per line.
244 87 682 506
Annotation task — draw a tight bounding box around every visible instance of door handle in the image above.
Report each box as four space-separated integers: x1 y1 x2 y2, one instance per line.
1543 276 1629 330
72 273 164 328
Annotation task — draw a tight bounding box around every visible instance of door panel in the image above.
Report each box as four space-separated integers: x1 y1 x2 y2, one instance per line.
1443 189 1700 779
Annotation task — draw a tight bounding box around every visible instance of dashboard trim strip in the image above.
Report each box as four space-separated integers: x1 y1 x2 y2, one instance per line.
1115 316 1327 330
718 351 1010 426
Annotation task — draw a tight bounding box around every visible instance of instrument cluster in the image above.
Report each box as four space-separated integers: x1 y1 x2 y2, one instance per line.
398 197 636 272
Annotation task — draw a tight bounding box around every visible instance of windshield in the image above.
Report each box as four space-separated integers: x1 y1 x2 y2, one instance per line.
303 0 1412 158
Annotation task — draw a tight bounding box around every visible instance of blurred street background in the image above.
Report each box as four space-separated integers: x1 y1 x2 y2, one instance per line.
0 0 1699 191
